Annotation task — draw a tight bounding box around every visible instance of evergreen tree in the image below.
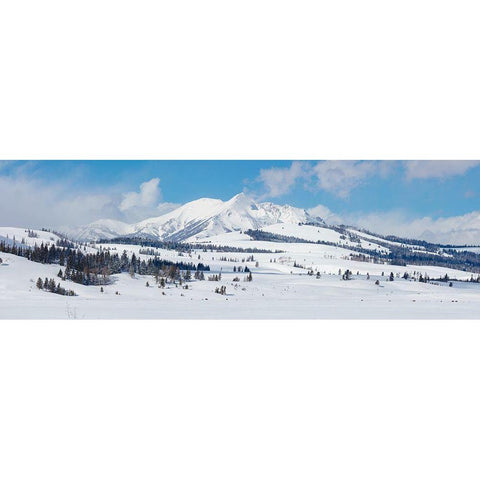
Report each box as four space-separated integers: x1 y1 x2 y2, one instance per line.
48 278 56 292
342 270 352 280
36 277 43 289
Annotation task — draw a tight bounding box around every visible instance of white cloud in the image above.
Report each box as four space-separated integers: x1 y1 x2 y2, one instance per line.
119 177 161 211
256 162 307 198
307 204 342 224
256 161 395 199
403 160 480 180
117 178 181 222
256 161 480 200
0 173 179 228
312 161 381 198
335 209 480 246
0 175 118 228
304 201 480 245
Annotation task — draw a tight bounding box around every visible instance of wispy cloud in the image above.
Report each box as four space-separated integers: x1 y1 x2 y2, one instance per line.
0 175 115 228
256 160 480 200
322 207 480 245
312 161 385 198
256 160 394 199
403 160 480 180
256 162 307 199
0 169 179 228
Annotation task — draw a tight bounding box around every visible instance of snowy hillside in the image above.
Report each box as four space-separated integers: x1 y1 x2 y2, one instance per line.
0 227 65 248
61 219 134 241
2 234 480 319
2 222 480 319
259 224 390 253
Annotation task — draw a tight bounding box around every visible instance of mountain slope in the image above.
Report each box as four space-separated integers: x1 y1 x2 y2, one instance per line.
61 219 134 242
65 193 324 242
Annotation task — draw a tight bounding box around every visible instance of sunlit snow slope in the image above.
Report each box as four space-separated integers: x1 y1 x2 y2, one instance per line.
64 193 324 242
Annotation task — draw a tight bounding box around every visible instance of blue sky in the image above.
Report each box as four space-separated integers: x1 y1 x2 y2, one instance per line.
2 160 479 214
0 160 479 241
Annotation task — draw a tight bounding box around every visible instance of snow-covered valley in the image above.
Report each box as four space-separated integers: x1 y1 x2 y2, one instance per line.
1 222 480 319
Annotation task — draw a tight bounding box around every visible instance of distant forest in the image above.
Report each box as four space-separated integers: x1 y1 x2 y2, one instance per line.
245 229 480 273
99 236 283 254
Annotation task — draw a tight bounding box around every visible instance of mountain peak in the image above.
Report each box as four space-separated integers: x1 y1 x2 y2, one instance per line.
63 194 317 242
227 192 255 203
230 192 247 200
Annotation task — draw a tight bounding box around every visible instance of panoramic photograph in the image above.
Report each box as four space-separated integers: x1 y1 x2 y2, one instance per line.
1 160 480 319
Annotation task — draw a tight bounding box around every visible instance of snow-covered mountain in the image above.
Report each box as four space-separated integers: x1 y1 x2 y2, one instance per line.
63 219 134 242
63 193 324 242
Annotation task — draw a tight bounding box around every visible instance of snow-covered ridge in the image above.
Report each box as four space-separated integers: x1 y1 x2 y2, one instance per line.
62 193 325 242
56 192 480 246
62 219 134 243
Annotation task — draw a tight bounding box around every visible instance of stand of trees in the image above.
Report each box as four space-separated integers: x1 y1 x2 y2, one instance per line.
0 241 211 287
36 277 76 296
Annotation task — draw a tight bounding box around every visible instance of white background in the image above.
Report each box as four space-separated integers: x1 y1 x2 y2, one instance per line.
1 1 480 479
0 0 479 160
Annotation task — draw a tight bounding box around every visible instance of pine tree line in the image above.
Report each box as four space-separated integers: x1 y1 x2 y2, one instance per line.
0 241 211 287
101 236 282 254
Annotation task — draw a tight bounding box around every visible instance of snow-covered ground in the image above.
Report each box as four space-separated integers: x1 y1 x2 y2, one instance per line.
259 223 390 253
452 247 480 254
2 229 480 319
0 227 63 248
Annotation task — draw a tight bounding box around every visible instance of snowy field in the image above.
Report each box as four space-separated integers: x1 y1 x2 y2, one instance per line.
1 228 480 319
